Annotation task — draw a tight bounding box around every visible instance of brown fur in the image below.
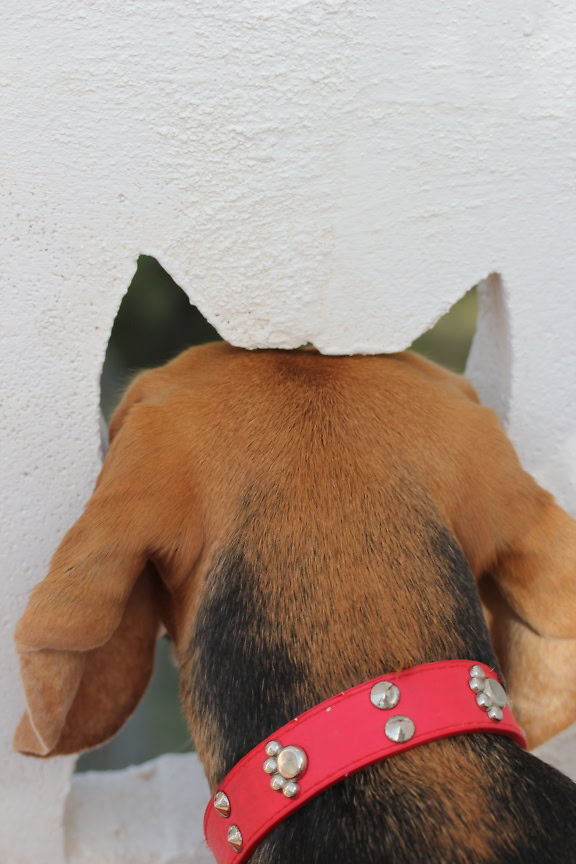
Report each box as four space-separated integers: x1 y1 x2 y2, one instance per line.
13 343 576 862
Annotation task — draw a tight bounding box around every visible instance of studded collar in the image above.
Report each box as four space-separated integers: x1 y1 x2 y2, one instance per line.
204 660 526 863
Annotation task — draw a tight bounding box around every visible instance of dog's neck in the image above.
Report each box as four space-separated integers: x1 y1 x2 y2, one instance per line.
183 496 498 787
180 505 526 864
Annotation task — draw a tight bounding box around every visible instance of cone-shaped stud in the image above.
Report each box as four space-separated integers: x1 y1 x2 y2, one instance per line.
228 825 243 852
213 791 230 818
385 715 415 743
370 681 401 710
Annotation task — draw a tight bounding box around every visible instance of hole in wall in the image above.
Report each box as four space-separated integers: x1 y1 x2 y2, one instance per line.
100 255 221 420
410 287 477 373
80 266 476 772
76 256 221 773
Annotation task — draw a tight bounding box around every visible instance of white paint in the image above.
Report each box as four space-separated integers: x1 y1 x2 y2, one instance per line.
65 755 212 864
1 0 575 861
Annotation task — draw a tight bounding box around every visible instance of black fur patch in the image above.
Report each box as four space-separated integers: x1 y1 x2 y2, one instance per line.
464 736 576 864
186 546 317 780
424 525 501 671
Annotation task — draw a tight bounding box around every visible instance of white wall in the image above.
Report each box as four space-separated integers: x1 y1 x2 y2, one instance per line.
1 1 575 861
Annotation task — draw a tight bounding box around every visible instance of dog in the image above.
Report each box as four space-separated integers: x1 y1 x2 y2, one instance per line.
13 343 576 863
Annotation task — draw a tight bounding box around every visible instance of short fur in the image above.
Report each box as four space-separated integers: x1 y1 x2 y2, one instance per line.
14 344 576 862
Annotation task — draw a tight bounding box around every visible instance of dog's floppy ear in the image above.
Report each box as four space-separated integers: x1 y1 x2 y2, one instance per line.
479 496 576 748
442 386 576 749
14 376 179 756
14 567 159 756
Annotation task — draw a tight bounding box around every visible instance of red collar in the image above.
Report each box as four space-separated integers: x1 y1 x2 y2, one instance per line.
204 660 526 863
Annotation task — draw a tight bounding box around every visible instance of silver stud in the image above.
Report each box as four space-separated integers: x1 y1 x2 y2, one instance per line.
277 745 308 780
469 665 486 679
385 715 415 743
483 678 507 709
270 774 286 791
263 757 278 774
370 680 401 710
283 780 300 798
476 692 492 711
470 668 508 721
469 677 485 694
265 740 281 757
227 825 243 852
213 790 230 818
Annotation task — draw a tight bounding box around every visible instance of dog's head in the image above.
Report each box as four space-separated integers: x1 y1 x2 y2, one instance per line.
13 343 576 760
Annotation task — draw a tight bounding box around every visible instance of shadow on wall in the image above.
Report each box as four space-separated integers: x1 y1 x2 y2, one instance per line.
77 257 477 772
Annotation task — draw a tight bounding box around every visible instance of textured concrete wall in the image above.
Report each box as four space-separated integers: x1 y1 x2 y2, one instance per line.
1 1 575 861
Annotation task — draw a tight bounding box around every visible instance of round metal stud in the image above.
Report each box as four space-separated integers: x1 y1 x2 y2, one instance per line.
277 745 308 780
483 678 507 709
263 757 278 774
370 680 401 710
265 740 281 757
469 677 485 694
469 665 486 679
385 715 415 743
283 781 300 798
213 790 231 818
476 692 492 711
270 774 286 791
227 825 243 852
488 705 503 722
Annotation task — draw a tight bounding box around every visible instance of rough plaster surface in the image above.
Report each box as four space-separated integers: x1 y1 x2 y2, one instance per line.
65 755 213 864
1 1 576 862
